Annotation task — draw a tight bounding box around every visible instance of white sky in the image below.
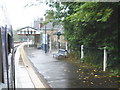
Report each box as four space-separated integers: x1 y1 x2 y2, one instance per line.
5 0 50 30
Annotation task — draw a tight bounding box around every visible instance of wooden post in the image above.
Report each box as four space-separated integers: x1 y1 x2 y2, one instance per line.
103 47 107 71
81 45 84 59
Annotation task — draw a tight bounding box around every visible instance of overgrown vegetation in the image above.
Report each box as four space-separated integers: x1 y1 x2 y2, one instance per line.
45 2 119 76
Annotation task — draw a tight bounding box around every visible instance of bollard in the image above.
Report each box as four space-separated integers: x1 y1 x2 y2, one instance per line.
103 47 107 71
27 37 29 47
81 45 84 59
49 39 52 53
66 42 68 50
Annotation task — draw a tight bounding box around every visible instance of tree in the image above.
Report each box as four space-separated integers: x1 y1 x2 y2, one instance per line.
45 2 119 69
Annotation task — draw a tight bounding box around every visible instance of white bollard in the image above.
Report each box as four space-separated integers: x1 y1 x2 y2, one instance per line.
103 47 107 71
49 39 52 53
81 45 84 59
66 42 68 50
27 38 29 47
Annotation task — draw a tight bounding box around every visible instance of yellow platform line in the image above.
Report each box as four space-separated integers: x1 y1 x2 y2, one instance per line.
20 44 48 89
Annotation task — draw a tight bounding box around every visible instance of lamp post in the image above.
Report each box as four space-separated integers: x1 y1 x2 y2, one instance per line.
44 24 47 53
57 31 62 49
26 27 29 47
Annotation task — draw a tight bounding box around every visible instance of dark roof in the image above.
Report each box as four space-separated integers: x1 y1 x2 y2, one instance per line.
17 26 38 31
40 22 63 31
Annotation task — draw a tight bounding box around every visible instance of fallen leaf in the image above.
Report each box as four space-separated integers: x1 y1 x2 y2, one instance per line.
91 82 93 84
86 77 89 79
93 69 97 72
91 73 94 75
117 75 120 77
97 77 100 78
76 71 79 73
83 77 89 80
81 72 84 74
94 75 98 77
83 81 86 83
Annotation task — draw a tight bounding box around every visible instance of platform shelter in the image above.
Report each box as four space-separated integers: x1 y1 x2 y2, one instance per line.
17 26 43 46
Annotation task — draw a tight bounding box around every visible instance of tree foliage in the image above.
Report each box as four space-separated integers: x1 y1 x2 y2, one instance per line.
45 2 119 67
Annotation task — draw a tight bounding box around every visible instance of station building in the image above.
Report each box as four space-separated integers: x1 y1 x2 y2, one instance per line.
17 18 68 52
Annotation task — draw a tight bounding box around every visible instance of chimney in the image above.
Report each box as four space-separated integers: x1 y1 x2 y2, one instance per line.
40 23 43 28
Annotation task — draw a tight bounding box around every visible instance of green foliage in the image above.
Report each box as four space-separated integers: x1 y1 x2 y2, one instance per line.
45 2 119 73
108 63 120 76
63 2 119 65
82 48 103 68
44 10 55 23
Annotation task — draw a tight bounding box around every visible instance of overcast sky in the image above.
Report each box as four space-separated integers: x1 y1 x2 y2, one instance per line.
5 0 50 30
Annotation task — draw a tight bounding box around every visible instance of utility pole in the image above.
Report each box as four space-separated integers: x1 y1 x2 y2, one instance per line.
45 24 47 53
27 27 29 47
57 32 62 49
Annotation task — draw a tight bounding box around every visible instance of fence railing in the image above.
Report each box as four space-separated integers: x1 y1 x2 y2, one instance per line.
80 45 107 71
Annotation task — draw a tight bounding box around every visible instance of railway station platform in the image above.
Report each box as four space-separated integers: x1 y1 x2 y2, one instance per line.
15 43 47 89
15 43 120 89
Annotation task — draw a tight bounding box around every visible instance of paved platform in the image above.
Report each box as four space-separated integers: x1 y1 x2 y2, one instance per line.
15 44 46 89
14 43 120 88
24 46 120 88
15 45 35 88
